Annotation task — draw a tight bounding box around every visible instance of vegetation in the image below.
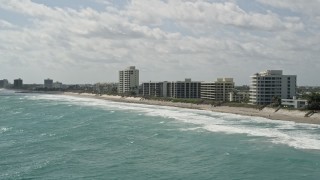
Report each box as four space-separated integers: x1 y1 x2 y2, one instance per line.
304 93 320 110
271 96 281 107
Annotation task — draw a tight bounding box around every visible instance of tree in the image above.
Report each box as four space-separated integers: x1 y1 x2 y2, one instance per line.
306 93 320 110
272 96 281 107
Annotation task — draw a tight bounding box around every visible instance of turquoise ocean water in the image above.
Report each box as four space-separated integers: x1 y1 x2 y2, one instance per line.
1 89 320 179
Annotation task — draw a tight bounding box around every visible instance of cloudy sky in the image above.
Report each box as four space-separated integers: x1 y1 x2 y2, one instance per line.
0 0 319 85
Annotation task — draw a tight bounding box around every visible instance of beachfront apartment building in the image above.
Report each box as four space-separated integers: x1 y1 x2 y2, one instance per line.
168 79 201 98
201 78 235 101
13 78 23 89
118 66 139 95
249 70 296 105
142 81 168 97
0 79 9 88
142 79 201 99
44 78 53 89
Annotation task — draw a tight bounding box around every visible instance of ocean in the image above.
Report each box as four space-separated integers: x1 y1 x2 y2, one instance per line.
1 89 320 179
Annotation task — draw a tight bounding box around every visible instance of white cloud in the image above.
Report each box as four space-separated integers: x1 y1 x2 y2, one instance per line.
258 0 320 16
0 19 15 28
0 0 319 85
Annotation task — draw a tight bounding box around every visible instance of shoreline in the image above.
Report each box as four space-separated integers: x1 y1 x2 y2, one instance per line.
63 92 320 125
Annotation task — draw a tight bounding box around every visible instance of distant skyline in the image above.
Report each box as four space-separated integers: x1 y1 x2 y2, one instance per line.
0 0 319 85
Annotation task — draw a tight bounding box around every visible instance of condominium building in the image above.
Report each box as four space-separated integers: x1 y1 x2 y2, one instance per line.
201 78 235 101
168 79 201 98
44 78 53 88
142 81 168 97
249 70 296 105
13 78 23 89
0 79 9 88
118 66 139 95
142 79 201 98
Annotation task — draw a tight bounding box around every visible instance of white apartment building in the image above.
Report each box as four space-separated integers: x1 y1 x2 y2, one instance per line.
118 66 139 95
201 78 235 101
249 70 296 105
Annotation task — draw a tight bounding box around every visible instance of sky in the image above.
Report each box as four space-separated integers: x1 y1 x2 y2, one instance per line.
0 0 319 85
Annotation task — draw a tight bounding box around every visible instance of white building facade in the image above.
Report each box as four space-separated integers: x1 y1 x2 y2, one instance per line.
281 97 308 109
250 70 296 105
118 66 139 95
201 78 235 101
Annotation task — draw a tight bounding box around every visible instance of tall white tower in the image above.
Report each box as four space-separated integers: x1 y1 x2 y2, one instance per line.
118 66 139 95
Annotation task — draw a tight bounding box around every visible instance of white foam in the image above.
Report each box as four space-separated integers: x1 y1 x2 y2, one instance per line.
0 127 12 134
27 94 320 150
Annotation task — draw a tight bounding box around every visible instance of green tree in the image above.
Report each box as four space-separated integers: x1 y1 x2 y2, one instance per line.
306 93 320 110
272 96 281 107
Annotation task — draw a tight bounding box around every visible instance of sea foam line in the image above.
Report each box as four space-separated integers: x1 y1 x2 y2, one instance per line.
28 94 320 150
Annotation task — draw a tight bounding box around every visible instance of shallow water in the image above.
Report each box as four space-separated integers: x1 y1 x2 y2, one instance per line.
1 90 320 179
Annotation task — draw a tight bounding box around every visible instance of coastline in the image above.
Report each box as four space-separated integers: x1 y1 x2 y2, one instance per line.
63 92 320 125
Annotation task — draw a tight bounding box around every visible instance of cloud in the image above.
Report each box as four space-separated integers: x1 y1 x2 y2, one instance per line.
123 0 304 32
0 19 16 28
0 0 319 85
258 0 320 16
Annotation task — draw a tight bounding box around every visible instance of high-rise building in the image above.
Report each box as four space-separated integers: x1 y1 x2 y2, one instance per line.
44 78 53 89
13 78 23 89
118 66 139 95
201 78 235 101
249 70 296 105
0 79 9 88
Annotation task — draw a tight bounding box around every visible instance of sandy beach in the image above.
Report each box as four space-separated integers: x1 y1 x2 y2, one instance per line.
64 92 320 125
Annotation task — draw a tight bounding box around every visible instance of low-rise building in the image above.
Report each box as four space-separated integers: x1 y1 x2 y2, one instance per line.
282 97 308 109
229 90 250 102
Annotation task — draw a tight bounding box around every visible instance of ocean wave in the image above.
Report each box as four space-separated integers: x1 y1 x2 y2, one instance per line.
0 127 12 134
27 94 320 150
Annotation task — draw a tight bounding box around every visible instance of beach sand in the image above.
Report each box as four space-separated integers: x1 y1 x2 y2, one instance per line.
64 92 320 125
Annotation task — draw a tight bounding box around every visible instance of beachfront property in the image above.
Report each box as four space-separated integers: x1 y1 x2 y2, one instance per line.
118 66 139 95
229 90 250 102
142 79 201 98
13 78 23 89
0 79 9 88
167 79 201 98
44 78 53 88
201 78 235 101
249 70 297 105
281 96 308 109
52 82 63 89
142 81 168 97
